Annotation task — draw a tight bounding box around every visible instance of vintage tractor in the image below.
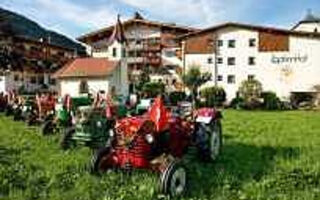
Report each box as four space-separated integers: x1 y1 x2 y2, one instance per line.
25 92 56 126
90 97 223 196
41 95 92 135
60 94 120 149
4 91 18 116
12 95 35 121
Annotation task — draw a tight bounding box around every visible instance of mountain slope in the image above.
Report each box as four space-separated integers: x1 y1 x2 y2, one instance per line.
0 7 86 54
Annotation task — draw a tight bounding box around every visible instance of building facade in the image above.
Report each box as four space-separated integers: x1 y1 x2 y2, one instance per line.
77 13 195 93
54 58 126 97
0 34 82 94
181 13 320 101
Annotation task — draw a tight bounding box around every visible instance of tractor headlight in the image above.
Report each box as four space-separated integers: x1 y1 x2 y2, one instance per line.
145 134 154 144
96 121 102 128
109 129 115 137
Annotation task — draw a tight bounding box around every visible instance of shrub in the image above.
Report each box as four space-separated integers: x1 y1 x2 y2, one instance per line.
230 96 245 109
200 86 226 107
262 92 281 110
169 91 186 106
142 82 165 98
238 79 263 110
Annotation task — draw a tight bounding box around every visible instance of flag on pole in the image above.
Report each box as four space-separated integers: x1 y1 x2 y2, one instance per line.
149 97 169 132
108 15 128 46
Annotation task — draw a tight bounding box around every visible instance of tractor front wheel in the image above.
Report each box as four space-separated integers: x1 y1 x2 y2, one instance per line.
90 147 113 174
42 120 55 135
159 161 187 197
60 127 75 149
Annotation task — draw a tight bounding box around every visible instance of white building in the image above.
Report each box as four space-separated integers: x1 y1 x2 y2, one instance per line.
54 57 128 97
181 13 320 101
77 12 195 93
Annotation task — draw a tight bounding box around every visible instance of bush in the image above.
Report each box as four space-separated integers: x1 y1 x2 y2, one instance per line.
200 86 226 107
169 91 186 106
230 96 245 109
142 82 165 98
238 79 263 110
262 92 281 110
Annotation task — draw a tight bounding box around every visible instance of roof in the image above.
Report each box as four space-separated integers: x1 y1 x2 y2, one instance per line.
178 22 320 40
292 11 320 30
77 16 198 43
300 12 320 23
54 58 118 79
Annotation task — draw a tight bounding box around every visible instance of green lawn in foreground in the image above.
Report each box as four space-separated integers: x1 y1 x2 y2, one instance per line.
0 110 320 200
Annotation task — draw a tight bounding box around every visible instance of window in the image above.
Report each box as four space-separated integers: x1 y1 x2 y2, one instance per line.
14 75 19 82
314 28 318 33
30 76 37 84
228 40 235 48
112 48 117 57
217 40 223 47
38 76 44 84
217 57 223 64
217 75 223 81
227 57 236 65
207 57 213 64
227 75 235 84
248 57 256 65
248 75 255 81
49 77 56 85
249 38 256 47
79 80 89 94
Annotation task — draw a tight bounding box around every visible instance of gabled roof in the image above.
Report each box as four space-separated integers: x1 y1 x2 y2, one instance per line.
54 58 118 79
77 15 198 43
178 22 320 40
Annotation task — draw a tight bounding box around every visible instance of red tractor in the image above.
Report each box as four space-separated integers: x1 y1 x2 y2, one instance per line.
90 97 223 196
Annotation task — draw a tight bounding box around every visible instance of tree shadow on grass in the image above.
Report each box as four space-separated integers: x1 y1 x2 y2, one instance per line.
186 141 300 199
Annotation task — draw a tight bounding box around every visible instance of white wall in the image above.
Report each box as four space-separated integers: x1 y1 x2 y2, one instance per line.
59 77 110 97
184 27 320 102
92 41 123 60
293 22 320 32
185 54 214 74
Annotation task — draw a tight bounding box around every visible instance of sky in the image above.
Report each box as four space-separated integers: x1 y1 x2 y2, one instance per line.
1 0 320 41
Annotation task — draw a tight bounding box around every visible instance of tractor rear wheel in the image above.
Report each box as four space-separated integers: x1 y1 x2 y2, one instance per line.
13 109 22 121
90 147 113 174
42 120 55 135
195 120 222 161
60 127 75 149
159 161 187 197
209 120 222 161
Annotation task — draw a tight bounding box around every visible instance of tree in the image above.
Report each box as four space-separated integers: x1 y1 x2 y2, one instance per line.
142 82 165 98
200 86 226 107
182 66 211 104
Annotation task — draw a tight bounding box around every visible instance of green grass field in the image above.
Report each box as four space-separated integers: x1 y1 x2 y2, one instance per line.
1 110 320 200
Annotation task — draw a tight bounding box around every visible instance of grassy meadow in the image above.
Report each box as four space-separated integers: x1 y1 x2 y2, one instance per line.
0 110 320 200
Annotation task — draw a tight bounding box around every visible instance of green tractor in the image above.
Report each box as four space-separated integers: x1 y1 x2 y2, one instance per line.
60 106 114 149
59 94 129 149
41 95 93 136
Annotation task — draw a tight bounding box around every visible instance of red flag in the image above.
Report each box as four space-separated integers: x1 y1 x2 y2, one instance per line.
105 95 114 118
149 97 168 132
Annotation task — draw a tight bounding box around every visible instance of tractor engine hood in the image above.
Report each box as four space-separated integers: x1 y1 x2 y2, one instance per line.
115 116 153 136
